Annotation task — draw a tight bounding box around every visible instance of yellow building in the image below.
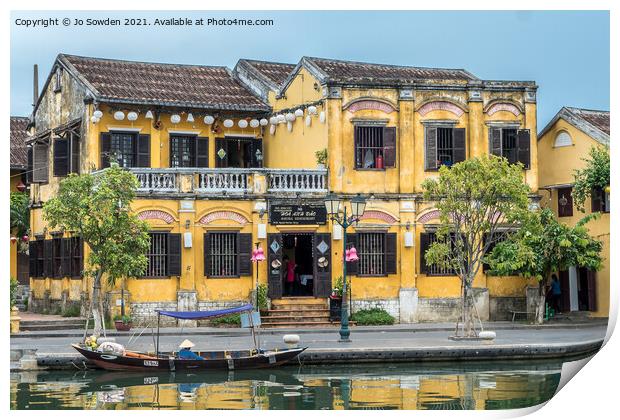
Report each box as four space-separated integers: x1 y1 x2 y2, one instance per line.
26 54 540 324
537 107 610 317
10 116 30 287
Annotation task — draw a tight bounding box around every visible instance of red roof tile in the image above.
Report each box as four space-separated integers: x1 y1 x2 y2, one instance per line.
242 59 296 88
566 107 610 136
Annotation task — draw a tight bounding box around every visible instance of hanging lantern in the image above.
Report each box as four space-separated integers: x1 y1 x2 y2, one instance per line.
145 110 154 119
277 114 286 124
294 109 304 118
93 110 103 119
285 112 295 122
170 114 181 124
319 111 326 123
127 111 138 121
113 111 125 121
287 121 293 132
187 113 194 123
223 119 234 128
269 116 278 125
238 119 248 129
22 235 29 243
90 116 100 124
10 236 17 244
260 118 269 126
346 246 359 262
308 105 317 115
204 115 215 125
269 124 276 135
16 180 27 192
305 115 312 127
250 119 260 128
255 247 266 261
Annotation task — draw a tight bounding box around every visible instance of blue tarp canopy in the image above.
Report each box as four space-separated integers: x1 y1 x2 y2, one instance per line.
157 304 253 320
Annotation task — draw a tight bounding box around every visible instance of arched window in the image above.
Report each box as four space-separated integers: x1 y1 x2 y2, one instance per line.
554 131 572 147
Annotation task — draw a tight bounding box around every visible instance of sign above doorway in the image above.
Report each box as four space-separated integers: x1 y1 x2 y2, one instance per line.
269 200 327 225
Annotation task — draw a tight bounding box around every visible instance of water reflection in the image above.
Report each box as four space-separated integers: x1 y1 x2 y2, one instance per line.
11 360 565 410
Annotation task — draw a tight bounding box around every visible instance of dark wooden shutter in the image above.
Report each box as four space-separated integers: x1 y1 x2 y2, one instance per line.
137 134 151 168
385 233 397 274
61 238 71 278
167 233 182 276
559 270 570 312
215 138 228 168
419 232 430 274
250 139 263 168
383 127 397 167
29 241 38 277
71 237 84 278
26 148 33 184
424 126 438 170
70 132 80 174
558 187 573 217
204 232 211 277
345 233 358 275
33 143 49 183
517 129 531 169
490 128 502 156
53 138 69 177
237 233 253 276
313 233 332 297
196 137 209 167
591 187 603 213
44 239 53 278
587 270 597 311
267 233 283 298
354 126 361 168
100 132 111 168
452 128 466 164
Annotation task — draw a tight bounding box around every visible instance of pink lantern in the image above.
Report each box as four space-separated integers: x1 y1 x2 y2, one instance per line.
251 246 266 262
345 246 359 262
22 235 29 243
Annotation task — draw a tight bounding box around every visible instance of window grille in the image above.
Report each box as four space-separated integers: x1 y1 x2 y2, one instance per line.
501 129 518 164
355 126 384 169
436 127 454 167
170 135 195 167
145 233 168 277
209 233 238 277
358 232 385 276
426 232 456 276
110 132 136 168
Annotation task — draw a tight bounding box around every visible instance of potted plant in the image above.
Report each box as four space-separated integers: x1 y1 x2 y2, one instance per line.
329 276 344 321
114 314 132 331
315 148 328 169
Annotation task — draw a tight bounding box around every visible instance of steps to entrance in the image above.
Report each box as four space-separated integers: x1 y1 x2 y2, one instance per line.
19 317 87 331
262 297 347 328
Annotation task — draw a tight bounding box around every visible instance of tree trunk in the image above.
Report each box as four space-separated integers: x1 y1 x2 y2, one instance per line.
534 281 546 325
463 285 474 337
91 270 104 336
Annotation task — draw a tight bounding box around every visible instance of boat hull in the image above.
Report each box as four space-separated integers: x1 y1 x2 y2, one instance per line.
72 344 306 372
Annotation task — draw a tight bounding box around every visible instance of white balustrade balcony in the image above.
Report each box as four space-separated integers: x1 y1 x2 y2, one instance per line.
93 167 329 195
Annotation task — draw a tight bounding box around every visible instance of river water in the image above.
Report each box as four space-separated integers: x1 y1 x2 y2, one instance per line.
10 357 577 410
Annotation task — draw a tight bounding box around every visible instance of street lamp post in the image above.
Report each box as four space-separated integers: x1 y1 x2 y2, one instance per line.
324 193 367 342
251 242 265 309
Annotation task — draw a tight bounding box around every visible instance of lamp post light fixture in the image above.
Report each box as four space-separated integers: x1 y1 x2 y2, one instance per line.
251 242 266 308
324 193 367 342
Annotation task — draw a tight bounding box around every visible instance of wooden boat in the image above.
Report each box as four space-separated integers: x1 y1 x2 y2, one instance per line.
73 304 306 371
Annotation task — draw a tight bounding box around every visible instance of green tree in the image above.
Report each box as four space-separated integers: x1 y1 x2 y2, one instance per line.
485 208 602 323
10 191 30 238
43 164 150 336
572 145 610 212
421 156 532 337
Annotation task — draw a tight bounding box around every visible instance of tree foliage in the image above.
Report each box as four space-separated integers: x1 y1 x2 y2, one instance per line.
485 208 603 283
43 164 150 285
10 192 30 237
572 145 610 212
421 156 532 286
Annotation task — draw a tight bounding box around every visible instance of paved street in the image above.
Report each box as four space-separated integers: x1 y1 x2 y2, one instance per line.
11 323 607 355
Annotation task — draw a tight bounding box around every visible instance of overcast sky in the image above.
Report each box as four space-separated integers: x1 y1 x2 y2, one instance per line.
10 10 609 126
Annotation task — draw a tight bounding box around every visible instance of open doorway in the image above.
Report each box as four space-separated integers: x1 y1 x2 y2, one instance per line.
281 233 314 297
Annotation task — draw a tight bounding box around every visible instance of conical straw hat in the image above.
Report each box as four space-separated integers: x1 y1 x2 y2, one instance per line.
179 339 195 348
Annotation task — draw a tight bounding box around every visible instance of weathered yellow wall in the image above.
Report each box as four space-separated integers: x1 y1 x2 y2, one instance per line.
538 118 610 317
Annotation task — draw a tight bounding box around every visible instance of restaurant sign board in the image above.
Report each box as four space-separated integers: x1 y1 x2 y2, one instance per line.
269 200 327 225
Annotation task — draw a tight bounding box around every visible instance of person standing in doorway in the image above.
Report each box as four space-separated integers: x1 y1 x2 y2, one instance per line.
284 255 296 296
548 274 562 314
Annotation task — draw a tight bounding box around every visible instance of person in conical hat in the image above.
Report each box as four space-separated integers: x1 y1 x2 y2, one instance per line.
178 339 204 360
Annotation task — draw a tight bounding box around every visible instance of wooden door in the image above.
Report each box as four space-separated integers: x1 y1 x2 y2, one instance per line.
267 233 283 299
313 233 331 297
559 270 570 312
587 270 597 312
